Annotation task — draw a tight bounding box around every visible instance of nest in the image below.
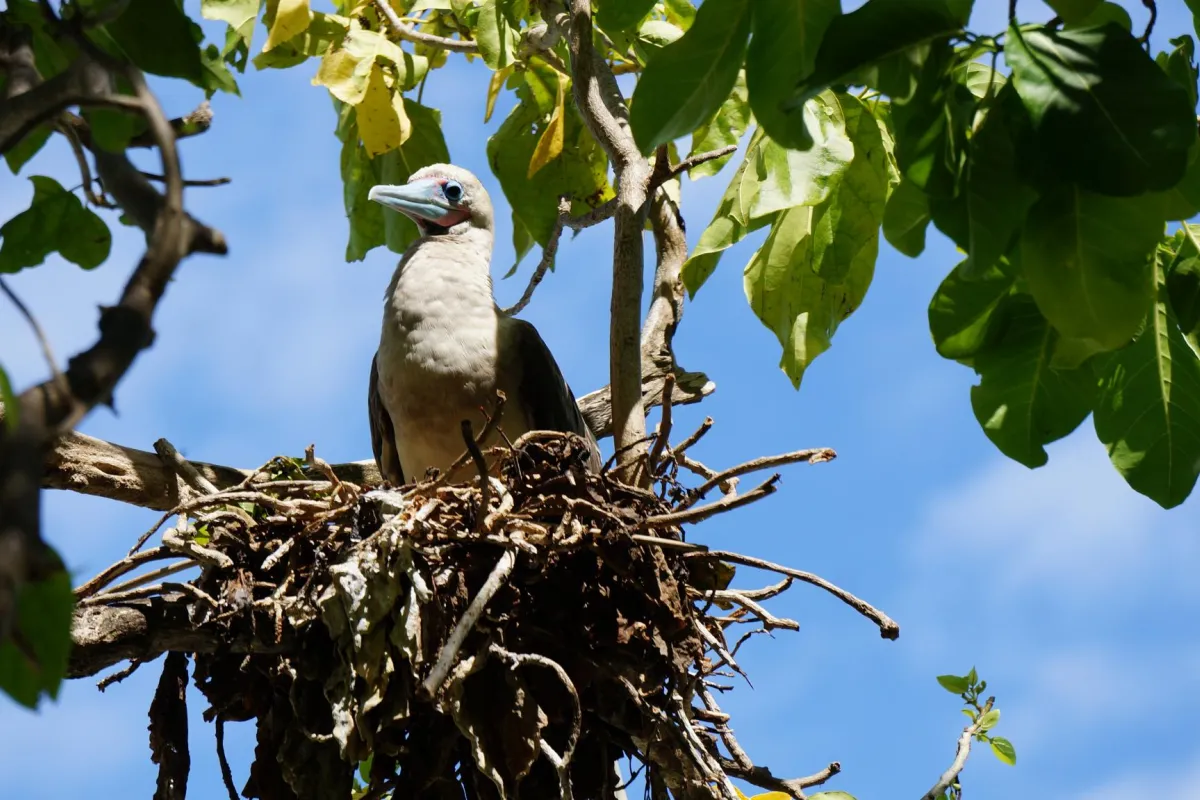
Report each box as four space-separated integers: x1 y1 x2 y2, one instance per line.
73 418 897 800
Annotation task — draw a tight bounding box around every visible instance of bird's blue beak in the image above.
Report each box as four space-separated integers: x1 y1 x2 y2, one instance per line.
368 179 451 223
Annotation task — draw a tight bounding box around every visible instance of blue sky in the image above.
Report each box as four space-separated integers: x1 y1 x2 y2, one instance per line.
3 1 1200 798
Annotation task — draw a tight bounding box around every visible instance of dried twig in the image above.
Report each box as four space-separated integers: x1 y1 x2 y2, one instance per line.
920 697 995 800
719 758 842 799
674 417 713 456
96 657 144 691
691 550 901 640
647 373 675 474
373 0 479 52
421 549 517 698
680 448 835 509
641 475 781 528
74 545 175 598
461 420 491 532
656 145 738 185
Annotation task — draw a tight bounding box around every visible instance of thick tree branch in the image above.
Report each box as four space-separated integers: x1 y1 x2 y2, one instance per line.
566 0 650 479
69 596 288 678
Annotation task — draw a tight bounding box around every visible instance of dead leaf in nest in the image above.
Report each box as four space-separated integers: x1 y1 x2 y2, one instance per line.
148 652 190 800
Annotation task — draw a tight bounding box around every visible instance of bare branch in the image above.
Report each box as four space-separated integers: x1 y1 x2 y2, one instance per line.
675 417 713 456
920 697 994 800
641 475 781 528
153 437 219 496
719 759 842 799
373 0 479 52
680 448 836 509
690 550 901 640
502 198 571 317
647 373 675 474
656 144 738 186
566 0 650 478
214 718 239 800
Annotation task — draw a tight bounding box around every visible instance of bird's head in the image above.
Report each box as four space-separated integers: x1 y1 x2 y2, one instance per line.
367 164 493 238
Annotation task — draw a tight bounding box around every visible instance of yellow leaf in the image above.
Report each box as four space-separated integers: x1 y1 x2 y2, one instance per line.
485 64 514 123
527 75 564 178
264 0 312 51
749 794 792 800
357 64 410 156
314 47 370 105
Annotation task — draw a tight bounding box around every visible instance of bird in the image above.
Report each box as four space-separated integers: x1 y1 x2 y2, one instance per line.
366 164 600 485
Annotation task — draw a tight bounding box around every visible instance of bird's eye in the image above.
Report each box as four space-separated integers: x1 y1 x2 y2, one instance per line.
443 180 464 203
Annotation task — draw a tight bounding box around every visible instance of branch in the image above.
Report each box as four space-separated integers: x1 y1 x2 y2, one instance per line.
69 596 288 679
655 144 738 186
920 697 994 800
690 550 901 640
641 475 781 528
373 0 479 53
679 448 836 509
128 101 212 148
567 0 651 479
719 759 842 800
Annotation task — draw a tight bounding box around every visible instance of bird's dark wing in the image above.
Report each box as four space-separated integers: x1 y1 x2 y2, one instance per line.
506 318 601 470
368 353 405 485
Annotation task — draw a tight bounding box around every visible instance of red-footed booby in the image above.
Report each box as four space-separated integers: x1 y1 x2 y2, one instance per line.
366 164 600 485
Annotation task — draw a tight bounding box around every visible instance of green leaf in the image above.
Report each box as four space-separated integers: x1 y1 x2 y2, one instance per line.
488 66 614 247
1156 35 1198 111
989 737 1017 766
958 59 1005 100
314 26 427 105
1045 0 1101 23
970 295 1098 468
682 95 854 294
84 107 139 152
688 70 749 179
882 178 931 257
663 0 696 30
1156 139 1200 222
629 0 752 155
4 125 52 174
746 0 838 149
1005 22 1196 196
936 674 969 694
336 101 385 261
0 176 112 273
743 186 875 389
962 92 1039 278
888 40 968 198
929 258 1016 360
978 709 1000 730
807 94 892 284
0 558 74 709
632 19 684 64
596 0 657 33
966 666 977 686
1168 255 1200 344
1094 253 1200 508
509 212 535 277
1020 186 1162 351
1067 2 1130 30
103 0 208 87
475 0 519 69
789 0 970 111
200 42 241 96
0 365 18 432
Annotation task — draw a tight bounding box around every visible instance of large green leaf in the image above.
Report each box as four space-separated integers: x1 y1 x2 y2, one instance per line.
1005 22 1196 196
0 176 112 273
1157 139 1200 222
475 0 519 69
887 39 962 198
928 258 1017 360
1020 186 1163 351
596 0 657 33
688 70 750 179
1168 255 1200 346
745 0 839 149
252 11 347 70
1045 0 1101 23
104 0 230 94
1156 34 1199 111
488 70 613 248
629 0 752 155
682 94 854 294
962 92 1039 278
202 0 261 55
0 559 74 709
787 0 970 111
4 126 51 174
808 94 892 284
1094 253 1200 508
881 177 931 257
970 294 1097 468
744 203 874 388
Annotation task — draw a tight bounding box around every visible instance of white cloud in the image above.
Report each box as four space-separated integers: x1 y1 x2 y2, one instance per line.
1069 751 1200 800
913 432 1200 602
